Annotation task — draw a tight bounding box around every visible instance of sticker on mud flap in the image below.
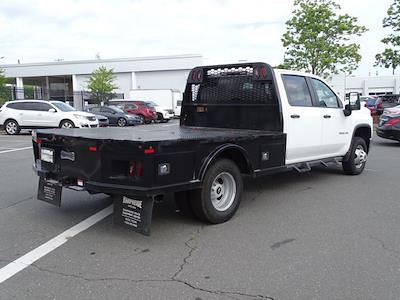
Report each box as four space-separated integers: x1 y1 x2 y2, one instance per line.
37 177 62 207
113 195 154 236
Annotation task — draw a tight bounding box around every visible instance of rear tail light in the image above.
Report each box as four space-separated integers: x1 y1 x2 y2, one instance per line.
386 118 400 126
127 160 142 178
32 131 42 145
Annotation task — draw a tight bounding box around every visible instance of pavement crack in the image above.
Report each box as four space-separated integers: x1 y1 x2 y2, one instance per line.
368 234 400 256
4 259 274 299
172 236 197 280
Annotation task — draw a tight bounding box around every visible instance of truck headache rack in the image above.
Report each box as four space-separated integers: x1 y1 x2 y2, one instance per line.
181 62 282 132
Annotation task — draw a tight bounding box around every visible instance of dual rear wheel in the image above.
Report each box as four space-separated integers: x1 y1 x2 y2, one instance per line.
175 159 243 224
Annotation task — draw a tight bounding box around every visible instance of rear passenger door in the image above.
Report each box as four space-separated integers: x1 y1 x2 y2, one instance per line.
30 102 59 127
16 102 38 126
282 75 324 164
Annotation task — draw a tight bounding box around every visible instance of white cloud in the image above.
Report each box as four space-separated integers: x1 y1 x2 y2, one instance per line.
0 0 396 75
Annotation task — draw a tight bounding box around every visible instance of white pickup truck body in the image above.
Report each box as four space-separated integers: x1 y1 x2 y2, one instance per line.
274 69 372 165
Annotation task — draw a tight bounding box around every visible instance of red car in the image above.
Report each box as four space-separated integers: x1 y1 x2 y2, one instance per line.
111 100 157 124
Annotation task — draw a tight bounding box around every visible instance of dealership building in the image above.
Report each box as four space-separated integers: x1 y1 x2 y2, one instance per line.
2 54 400 108
0 54 202 109
329 73 400 97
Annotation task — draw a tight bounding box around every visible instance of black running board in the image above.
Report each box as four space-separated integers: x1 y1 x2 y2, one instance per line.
289 157 342 173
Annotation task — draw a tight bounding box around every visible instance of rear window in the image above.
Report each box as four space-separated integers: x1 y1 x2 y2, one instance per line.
282 75 313 107
30 102 53 111
6 102 31 110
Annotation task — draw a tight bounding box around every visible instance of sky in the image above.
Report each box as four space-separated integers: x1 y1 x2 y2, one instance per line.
0 0 396 76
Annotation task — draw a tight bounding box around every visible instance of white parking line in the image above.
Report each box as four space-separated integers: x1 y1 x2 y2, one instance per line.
0 147 33 154
0 205 113 284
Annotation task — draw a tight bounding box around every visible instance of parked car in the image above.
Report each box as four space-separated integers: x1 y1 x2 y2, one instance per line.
109 100 157 124
375 94 400 115
360 96 377 115
376 105 400 141
0 100 98 135
145 101 174 122
94 114 109 127
87 106 143 126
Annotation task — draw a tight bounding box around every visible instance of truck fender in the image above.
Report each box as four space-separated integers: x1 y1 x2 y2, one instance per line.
343 124 372 161
198 144 253 181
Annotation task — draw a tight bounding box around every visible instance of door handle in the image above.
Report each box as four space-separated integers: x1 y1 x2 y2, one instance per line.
290 114 300 119
323 115 331 119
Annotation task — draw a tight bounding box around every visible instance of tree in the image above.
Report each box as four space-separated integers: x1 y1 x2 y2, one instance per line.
375 0 400 75
281 0 368 76
0 68 6 86
86 66 118 104
0 68 8 104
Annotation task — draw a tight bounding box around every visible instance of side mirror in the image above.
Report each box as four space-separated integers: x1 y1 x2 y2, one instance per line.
349 92 361 110
48 108 56 113
344 104 352 117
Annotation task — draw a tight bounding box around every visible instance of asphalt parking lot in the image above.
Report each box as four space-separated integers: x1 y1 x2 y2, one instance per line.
0 123 399 299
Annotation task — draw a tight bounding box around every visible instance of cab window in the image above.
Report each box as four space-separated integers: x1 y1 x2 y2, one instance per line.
310 78 341 108
282 75 313 107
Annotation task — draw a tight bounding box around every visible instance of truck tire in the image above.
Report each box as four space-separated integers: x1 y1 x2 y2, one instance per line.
5 119 21 135
190 159 243 223
342 137 368 175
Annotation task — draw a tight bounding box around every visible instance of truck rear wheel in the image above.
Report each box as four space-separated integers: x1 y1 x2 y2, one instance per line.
342 137 368 175
190 159 243 223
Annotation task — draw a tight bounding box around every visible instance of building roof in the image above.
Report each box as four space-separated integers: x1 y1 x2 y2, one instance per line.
0 54 203 78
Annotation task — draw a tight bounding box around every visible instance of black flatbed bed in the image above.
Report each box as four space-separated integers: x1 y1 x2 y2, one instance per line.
38 124 282 142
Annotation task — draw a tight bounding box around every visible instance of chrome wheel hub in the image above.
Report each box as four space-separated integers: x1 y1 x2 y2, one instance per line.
210 172 236 212
6 122 17 134
354 145 367 169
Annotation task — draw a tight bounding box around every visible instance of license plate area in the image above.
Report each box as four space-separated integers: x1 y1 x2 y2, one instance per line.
41 148 54 163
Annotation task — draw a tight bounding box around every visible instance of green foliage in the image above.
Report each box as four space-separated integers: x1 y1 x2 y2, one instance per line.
0 69 8 104
86 66 118 104
281 0 367 76
375 0 400 74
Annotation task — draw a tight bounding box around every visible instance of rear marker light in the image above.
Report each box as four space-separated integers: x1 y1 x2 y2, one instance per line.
260 66 267 78
88 146 97 152
144 147 155 154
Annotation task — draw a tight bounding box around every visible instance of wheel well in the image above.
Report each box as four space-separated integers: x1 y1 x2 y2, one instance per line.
59 119 74 127
213 148 252 175
354 126 371 152
5 118 18 125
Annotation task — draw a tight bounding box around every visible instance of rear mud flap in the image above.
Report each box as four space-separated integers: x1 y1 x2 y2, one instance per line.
37 177 62 207
113 195 154 236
